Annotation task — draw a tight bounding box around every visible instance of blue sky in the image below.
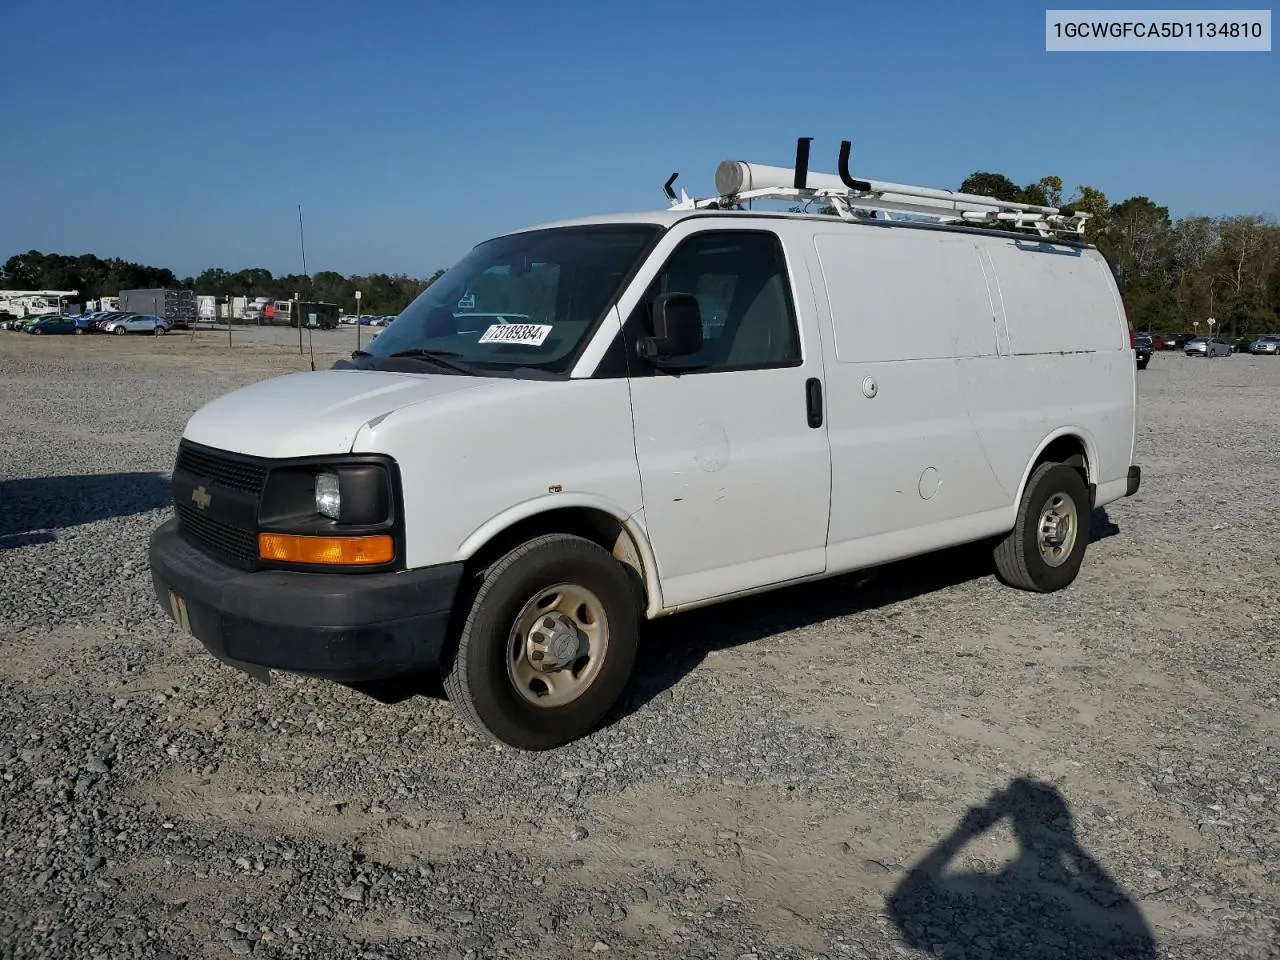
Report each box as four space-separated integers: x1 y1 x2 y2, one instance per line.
2 0 1275 278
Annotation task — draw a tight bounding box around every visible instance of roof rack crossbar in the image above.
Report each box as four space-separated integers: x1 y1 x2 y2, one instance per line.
668 138 1090 238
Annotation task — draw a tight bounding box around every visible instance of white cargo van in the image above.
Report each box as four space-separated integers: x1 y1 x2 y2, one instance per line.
149 139 1141 750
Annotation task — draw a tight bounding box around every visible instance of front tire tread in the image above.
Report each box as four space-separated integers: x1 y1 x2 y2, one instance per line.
442 533 638 750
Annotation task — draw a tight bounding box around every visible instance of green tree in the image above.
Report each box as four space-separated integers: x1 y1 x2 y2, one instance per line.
1215 215 1279 333
959 172 1024 203
196 268 234 296
1035 176 1063 208
1105 196 1172 284
1067 185 1109 244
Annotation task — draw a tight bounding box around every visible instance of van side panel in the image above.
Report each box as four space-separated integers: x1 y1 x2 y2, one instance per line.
821 228 1001 363
810 227 1013 572
967 239 1135 503
985 241 1127 355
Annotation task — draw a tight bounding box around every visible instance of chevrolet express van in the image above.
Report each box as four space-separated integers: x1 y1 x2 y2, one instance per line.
148 141 1141 750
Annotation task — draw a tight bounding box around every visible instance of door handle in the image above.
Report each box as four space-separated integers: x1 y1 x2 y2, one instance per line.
805 377 823 428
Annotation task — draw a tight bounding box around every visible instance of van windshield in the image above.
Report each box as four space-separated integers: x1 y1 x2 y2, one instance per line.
362 224 660 375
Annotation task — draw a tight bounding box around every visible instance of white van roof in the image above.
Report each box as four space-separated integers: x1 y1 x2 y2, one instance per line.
500 206 1095 250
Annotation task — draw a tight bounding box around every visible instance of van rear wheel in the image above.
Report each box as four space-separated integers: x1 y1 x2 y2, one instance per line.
993 462 1090 592
442 533 639 750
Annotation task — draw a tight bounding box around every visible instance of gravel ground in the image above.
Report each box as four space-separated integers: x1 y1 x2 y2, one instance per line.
1 329 1277 960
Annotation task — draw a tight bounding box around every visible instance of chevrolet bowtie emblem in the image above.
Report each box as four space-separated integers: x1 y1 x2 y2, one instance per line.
191 485 212 510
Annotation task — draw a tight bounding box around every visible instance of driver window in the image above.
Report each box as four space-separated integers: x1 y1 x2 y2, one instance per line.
638 231 801 373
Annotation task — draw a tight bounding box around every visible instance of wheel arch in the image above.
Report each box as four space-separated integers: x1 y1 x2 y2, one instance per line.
455 496 662 618
1015 429 1097 508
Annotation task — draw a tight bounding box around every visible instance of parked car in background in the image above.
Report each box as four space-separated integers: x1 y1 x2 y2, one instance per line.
1249 335 1280 355
1134 334 1153 369
25 315 91 335
85 312 131 332
1185 336 1232 358
1136 331 1164 350
100 314 172 336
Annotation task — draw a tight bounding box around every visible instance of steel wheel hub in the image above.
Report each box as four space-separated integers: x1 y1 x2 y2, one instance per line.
1037 493 1078 568
507 582 609 708
527 613 584 671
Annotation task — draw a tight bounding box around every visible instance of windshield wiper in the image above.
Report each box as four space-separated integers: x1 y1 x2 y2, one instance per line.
384 349 476 375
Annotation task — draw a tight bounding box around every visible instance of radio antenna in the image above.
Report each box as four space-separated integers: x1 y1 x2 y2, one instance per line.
297 203 309 277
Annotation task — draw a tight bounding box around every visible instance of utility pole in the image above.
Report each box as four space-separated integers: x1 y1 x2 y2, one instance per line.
355 290 362 351
297 204 308 355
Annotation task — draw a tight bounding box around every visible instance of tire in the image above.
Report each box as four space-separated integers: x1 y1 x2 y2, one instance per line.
442 533 639 750
1136 358 1147 370
75 328 84 335
992 462 1090 592
113 326 126 336
155 325 167 336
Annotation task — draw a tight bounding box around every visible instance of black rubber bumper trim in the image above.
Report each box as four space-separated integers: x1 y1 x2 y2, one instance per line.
1126 465 1141 497
147 517 463 682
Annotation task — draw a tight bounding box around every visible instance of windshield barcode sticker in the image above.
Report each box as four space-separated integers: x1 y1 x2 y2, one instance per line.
478 323 552 346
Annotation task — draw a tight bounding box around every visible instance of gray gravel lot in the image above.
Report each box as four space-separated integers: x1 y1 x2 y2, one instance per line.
1 329 1277 960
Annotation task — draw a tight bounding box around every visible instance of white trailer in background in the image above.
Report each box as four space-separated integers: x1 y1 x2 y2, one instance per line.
0 290 79 318
197 295 260 321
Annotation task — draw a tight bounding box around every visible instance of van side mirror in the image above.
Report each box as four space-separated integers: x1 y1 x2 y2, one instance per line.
637 293 703 361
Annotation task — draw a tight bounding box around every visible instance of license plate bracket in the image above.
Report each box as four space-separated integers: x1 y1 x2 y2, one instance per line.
167 589 191 634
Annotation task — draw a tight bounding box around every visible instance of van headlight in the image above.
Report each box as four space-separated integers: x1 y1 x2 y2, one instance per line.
260 461 394 527
255 457 402 570
315 472 341 519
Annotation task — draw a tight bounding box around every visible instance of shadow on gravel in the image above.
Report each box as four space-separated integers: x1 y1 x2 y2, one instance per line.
1090 506 1120 542
886 776 1157 959
0 472 172 546
613 507 1121 722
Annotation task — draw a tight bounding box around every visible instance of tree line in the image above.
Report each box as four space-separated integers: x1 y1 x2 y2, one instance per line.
958 172 1280 336
0 251 445 315
5 175 1280 333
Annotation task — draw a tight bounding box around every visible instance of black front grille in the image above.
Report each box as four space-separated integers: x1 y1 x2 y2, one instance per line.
175 501 259 569
173 440 266 569
175 443 267 495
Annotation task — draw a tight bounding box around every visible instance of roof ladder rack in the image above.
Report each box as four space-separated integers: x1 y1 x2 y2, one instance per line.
666 137 1090 238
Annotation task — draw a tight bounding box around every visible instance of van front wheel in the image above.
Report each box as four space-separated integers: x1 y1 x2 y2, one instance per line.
442 534 639 750
993 462 1090 592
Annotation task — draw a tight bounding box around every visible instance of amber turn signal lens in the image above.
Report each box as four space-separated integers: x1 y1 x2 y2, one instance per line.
258 532 394 565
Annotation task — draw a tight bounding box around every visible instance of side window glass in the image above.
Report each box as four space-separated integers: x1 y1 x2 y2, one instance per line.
693 273 737 343
640 231 801 372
